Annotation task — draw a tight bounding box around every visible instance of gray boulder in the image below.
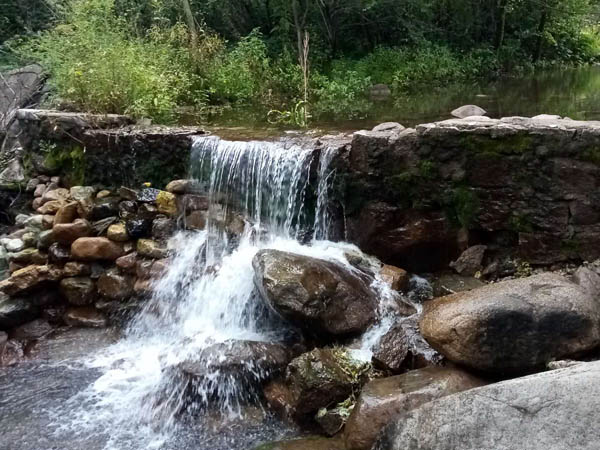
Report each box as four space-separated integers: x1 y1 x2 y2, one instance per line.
252 250 378 337
450 104 487 118
375 360 600 450
420 272 600 373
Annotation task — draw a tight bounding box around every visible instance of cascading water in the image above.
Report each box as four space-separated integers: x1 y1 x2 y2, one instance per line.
52 136 426 450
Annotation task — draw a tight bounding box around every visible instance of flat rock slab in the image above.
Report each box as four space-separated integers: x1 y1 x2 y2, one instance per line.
375 360 600 450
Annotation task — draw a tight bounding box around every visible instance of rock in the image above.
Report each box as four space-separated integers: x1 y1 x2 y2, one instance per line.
37 230 55 250
450 104 487 118
316 407 347 436
372 316 443 373
420 272 600 373
53 219 92 244
137 188 161 203
185 210 207 230
345 367 485 450
115 252 137 274
60 277 96 305
133 278 153 295
165 179 201 194
91 216 117 235
0 339 24 366
431 273 486 297
118 200 137 219
136 259 153 279
31 197 43 210
572 266 600 297
95 190 111 199
71 237 124 261
33 184 46 198
63 307 107 328
177 194 209 213
41 214 55 229
70 186 95 218
254 438 345 450
285 348 370 420
0 246 8 280
137 239 168 259
63 262 91 277
253 250 378 337
1 238 25 253
369 84 391 101
21 232 37 248
374 360 600 450
372 122 405 133
152 217 175 240
41 187 69 204
118 186 138 201
449 245 486 276
107 223 129 242
48 243 70 264
8 248 47 265
11 318 52 340
54 202 79 225
175 340 291 395
0 294 39 329
0 265 62 296
137 203 159 219
150 259 168 278
97 269 134 300
264 379 295 420
126 218 152 239
91 198 120 221
156 190 177 216
380 265 409 292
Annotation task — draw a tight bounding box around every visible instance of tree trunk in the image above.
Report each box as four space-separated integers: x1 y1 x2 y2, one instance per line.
494 0 508 49
181 0 197 50
534 1 549 62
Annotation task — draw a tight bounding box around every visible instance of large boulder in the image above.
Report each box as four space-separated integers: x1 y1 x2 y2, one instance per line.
252 250 378 337
450 104 487 118
375 360 600 450
420 272 600 373
344 367 485 450
53 219 92 244
0 294 39 329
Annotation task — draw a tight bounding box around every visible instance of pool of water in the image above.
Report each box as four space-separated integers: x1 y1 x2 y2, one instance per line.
199 65 600 138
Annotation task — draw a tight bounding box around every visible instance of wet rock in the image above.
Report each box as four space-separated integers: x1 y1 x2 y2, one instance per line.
150 259 168 278
91 216 117 235
71 237 124 261
1 238 25 253
451 104 487 118
48 243 71 264
152 217 175 240
255 437 345 450
118 186 138 201
126 218 152 239
42 305 67 325
177 194 209 213
11 318 52 340
0 294 39 329
345 367 485 450
41 214 55 230
63 261 91 277
253 250 378 337
107 223 129 242
53 202 79 225
37 200 64 215
137 188 161 203
0 246 8 280
53 219 92 244
420 272 600 373
0 265 62 296
316 407 347 436
63 306 107 328
137 203 159 219
97 269 134 300
91 198 120 221
185 210 207 230
264 379 295 420
285 348 370 420
449 245 486 276
165 179 201 194
156 190 177 216
118 200 137 219
133 278 153 295
374 360 600 450
0 339 24 366
176 340 291 395
60 277 96 305
372 122 405 133
137 239 168 259
380 265 409 292
115 252 137 274
8 248 47 265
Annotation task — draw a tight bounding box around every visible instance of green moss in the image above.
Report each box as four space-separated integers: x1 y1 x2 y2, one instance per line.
417 160 438 179
508 213 534 233
42 143 86 185
560 237 582 255
462 134 534 156
443 186 480 228
581 147 600 165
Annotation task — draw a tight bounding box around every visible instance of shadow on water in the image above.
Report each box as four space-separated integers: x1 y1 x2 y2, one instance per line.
197 66 600 139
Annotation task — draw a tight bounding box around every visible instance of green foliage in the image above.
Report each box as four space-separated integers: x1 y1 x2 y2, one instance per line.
41 141 86 185
445 186 480 229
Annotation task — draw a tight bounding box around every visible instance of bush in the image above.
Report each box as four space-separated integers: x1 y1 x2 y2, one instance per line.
16 0 206 123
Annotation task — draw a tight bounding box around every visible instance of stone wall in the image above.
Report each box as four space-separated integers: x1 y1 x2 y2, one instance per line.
332 116 600 271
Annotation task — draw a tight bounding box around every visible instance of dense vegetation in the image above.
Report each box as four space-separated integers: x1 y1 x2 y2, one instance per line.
2 0 600 123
